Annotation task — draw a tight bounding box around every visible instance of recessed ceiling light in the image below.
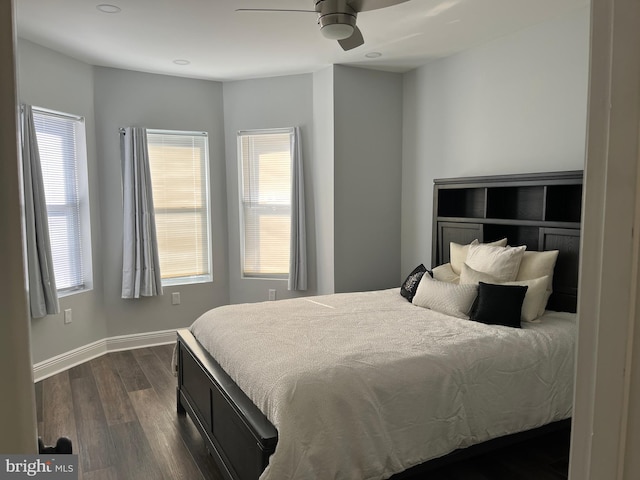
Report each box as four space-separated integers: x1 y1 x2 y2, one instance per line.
365 52 382 59
96 4 121 14
173 59 191 66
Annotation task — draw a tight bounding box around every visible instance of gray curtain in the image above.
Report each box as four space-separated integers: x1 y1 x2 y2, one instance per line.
120 127 163 298
21 104 60 318
288 127 307 291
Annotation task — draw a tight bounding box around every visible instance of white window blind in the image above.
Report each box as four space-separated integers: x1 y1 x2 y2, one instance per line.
33 108 88 294
147 130 212 286
238 129 293 277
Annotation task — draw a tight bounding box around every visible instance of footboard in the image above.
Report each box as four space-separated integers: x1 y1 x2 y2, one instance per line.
176 329 277 480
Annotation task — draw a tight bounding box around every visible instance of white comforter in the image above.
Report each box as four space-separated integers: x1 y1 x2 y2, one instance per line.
190 288 575 480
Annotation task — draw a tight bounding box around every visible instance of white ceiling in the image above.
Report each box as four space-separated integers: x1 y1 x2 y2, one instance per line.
16 0 588 82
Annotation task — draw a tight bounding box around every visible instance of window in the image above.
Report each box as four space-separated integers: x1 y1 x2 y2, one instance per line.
238 128 293 278
146 130 212 286
33 107 91 295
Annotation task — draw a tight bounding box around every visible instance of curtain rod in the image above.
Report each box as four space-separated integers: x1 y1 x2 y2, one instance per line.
238 127 295 136
119 128 207 136
24 105 85 122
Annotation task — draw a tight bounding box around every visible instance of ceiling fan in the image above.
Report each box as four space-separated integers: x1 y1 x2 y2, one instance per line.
236 0 410 51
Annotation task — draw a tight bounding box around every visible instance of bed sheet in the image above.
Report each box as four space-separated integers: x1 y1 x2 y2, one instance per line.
190 288 576 480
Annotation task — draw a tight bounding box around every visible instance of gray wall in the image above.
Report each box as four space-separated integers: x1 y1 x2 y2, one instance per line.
93 67 229 337
17 40 108 362
223 74 317 304
401 8 590 275
17 40 230 362
311 67 335 295
333 66 404 293
223 67 404 301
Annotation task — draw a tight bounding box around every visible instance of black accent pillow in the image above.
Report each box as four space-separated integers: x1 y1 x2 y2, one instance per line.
400 264 432 302
470 282 528 328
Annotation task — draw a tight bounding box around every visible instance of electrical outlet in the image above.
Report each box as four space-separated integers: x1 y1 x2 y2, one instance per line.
64 309 72 324
268 289 276 301
172 292 181 305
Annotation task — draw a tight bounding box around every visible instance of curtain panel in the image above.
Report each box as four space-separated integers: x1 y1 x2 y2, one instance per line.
288 127 307 291
21 104 60 318
120 127 163 298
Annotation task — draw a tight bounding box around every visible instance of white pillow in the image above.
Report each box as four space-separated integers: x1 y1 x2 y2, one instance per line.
460 262 499 285
432 263 460 284
450 238 507 275
502 276 550 322
465 243 526 282
412 275 478 319
516 250 559 315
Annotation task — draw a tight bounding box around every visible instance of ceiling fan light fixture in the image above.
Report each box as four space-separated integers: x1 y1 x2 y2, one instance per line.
318 12 356 40
321 23 354 40
96 4 121 14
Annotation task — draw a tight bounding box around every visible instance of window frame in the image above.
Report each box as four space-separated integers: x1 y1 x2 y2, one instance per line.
32 106 93 297
146 129 213 287
237 127 294 280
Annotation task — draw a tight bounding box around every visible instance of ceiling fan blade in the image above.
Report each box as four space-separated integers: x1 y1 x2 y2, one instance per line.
235 8 315 13
338 26 364 51
347 0 410 12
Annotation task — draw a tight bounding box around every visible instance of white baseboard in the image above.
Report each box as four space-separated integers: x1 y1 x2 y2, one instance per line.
33 329 177 383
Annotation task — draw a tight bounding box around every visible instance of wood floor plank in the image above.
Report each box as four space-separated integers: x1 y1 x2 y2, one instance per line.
111 350 152 392
135 347 223 479
129 388 206 480
109 421 165 479
34 380 43 436
131 348 176 408
151 343 176 375
70 372 117 473
40 371 78 449
90 354 137 426
68 361 93 380
82 467 118 480
139 347 221 478
173 413 224 480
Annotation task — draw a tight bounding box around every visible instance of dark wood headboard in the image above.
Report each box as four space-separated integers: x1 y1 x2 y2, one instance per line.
432 171 583 313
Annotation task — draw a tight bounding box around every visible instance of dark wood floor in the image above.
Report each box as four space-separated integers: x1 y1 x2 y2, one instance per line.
36 345 570 480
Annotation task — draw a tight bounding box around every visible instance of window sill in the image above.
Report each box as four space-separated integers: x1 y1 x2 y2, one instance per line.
241 275 288 281
162 275 213 288
58 286 93 298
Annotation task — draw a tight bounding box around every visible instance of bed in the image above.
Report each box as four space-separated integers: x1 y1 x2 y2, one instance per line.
176 170 583 480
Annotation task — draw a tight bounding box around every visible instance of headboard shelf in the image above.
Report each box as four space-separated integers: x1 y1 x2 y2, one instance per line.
437 188 486 218
486 186 545 221
436 216 580 229
432 170 583 313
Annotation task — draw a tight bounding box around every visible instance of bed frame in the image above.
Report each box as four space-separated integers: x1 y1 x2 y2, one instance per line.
176 170 583 480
